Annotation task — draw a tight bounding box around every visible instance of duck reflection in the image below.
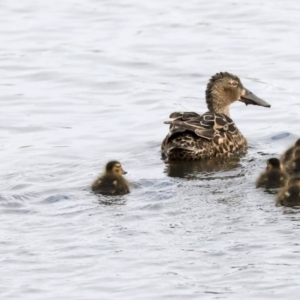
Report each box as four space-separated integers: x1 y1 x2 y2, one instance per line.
165 155 241 179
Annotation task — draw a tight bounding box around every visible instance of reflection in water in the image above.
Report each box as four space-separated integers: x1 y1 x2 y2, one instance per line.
97 195 127 206
164 155 242 178
283 208 300 214
263 188 280 195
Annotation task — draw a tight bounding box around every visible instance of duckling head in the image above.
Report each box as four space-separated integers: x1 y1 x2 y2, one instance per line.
106 161 127 175
266 158 281 170
294 139 300 147
293 148 300 159
205 72 270 116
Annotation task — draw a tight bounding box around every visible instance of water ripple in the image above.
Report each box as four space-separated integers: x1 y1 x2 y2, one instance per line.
1 0 300 299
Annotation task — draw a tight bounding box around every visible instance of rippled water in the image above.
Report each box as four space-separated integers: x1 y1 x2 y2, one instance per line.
1 0 300 299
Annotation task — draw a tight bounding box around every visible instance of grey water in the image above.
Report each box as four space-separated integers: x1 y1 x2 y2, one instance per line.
1 0 300 299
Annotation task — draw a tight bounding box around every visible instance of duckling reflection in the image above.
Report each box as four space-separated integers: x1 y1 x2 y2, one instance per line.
280 138 300 164
165 155 241 178
91 161 130 195
276 176 300 207
256 158 288 189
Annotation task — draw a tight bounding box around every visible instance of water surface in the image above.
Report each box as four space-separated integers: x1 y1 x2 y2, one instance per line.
1 0 300 299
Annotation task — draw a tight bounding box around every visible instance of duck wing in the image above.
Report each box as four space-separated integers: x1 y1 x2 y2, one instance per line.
164 111 237 142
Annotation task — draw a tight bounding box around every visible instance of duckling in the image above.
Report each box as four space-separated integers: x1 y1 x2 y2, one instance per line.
284 148 300 175
276 176 300 207
91 161 130 195
162 72 271 161
256 158 288 189
280 138 300 164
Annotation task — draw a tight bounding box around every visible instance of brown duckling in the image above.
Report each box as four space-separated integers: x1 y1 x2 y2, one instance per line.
280 138 300 164
290 157 300 174
284 148 300 175
276 176 300 207
256 158 288 189
91 161 130 195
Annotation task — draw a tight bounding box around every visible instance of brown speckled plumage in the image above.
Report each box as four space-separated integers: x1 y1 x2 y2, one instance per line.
161 72 270 161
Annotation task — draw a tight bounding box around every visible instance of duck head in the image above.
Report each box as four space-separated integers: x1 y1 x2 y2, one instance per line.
206 72 270 116
266 157 281 171
106 161 127 175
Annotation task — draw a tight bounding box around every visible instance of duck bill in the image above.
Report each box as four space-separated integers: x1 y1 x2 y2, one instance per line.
239 88 271 108
122 169 127 175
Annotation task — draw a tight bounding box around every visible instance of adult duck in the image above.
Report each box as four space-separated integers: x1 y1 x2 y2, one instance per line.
161 72 271 160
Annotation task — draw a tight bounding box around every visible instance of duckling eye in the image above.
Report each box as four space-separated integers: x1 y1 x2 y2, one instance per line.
114 166 122 173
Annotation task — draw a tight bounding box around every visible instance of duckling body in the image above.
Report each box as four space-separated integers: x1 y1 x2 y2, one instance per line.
276 177 300 207
91 161 130 196
162 72 270 161
284 148 300 175
280 138 300 164
289 157 300 174
256 158 288 189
